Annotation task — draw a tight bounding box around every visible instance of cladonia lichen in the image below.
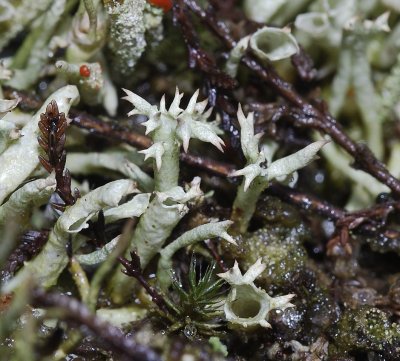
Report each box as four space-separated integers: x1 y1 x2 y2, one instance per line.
230 105 328 233
226 26 299 77
5 179 142 290
218 259 295 329
109 88 228 302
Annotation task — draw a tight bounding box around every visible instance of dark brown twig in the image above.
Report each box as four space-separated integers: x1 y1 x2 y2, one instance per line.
291 45 318 83
3 86 42 111
118 252 169 314
70 109 151 148
31 288 161 361
38 100 78 208
1 230 49 281
267 184 345 220
204 239 228 272
173 1 236 91
268 184 400 238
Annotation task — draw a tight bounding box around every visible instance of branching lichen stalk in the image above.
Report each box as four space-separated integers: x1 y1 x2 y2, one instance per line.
4 180 138 291
157 220 235 289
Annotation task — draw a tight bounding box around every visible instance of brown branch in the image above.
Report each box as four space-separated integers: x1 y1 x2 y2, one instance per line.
268 184 400 247
183 0 400 197
1 230 49 281
118 251 170 314
31 288 161 361
291 45 318 83
69 109 152 149
3 86 42 112
173 1 236 91
267 184 345 220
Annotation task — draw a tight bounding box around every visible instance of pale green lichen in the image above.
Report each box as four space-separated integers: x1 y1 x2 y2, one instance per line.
127 178 204 267
230 105 327 233
380 53 400 124
0 0 53 52
226 27 299 77
105 0 163 82
218 259 294 329
7 0 74 90
122 88 225 258
66 150 154 192
76 234 121 266
330 15 389 159
110 88 226 302
103 192 150 223
382 0 400 12
55 58 119 115
157 220 235 290
0 98 19 120
56 60 103 105
0 176 56 231
0 98 20 153
295 2 390 160
243 0 313 26
244 0 287 23
4 179 139 290
65 0 106 62
289 1 400 211
123 88 224 191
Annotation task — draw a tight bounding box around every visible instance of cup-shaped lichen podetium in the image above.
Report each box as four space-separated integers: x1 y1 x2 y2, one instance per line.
249 27 299 63
218 259 295 330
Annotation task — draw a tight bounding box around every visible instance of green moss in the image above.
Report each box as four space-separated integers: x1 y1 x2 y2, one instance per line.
367 233 400 255
224 197 309 291
332 306 400 357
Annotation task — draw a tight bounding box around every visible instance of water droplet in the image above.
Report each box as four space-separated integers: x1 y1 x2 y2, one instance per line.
39 81 48 91
183 324 197 339
315 172 324 184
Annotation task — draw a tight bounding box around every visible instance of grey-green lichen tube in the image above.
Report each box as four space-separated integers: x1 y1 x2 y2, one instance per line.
0 176 56 231
157 220 235 290
218 259 295 330
4 179 137 291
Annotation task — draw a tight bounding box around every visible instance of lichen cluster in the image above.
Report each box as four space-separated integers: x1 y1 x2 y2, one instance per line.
1 0 400 360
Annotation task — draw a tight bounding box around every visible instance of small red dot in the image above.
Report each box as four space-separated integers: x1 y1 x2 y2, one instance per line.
147 0 172 12
79 65 91 77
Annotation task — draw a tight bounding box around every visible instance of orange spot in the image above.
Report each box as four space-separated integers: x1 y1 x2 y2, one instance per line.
79 65 91 78
0 294 13 312
147 0 173 12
